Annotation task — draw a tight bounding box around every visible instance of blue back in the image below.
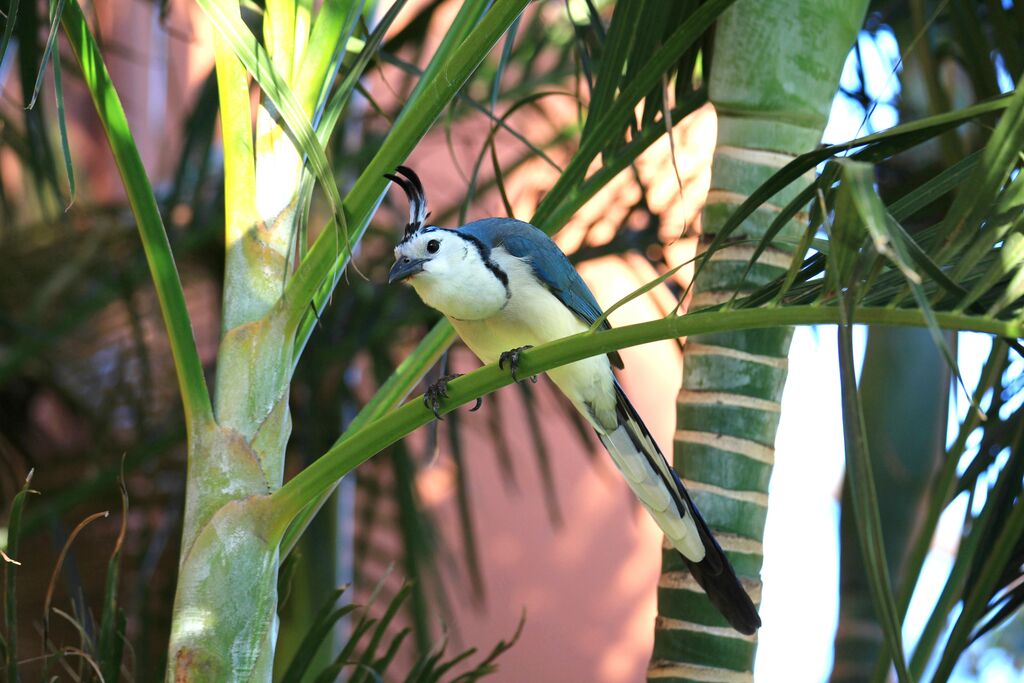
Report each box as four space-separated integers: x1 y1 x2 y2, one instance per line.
458 218 624 368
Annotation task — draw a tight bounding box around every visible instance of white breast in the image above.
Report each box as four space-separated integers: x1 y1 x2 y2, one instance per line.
451 248 618 431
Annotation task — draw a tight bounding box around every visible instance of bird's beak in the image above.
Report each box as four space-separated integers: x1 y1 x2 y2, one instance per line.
388 257 427 284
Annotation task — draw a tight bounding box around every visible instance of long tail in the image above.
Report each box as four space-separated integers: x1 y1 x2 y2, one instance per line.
597 381 761 635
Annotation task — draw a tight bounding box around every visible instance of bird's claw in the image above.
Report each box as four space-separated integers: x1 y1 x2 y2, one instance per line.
498 345 536 383
424 373 461 420
424 374 482 419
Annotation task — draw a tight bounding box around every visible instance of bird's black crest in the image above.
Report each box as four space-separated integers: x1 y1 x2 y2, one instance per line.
384 165 429 241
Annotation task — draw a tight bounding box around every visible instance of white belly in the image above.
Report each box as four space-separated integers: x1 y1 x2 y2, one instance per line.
449 252 618 432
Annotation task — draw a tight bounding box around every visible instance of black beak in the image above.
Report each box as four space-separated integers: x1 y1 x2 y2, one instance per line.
388 257 427 284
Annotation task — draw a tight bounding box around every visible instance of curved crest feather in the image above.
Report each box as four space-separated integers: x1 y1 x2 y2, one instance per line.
384 165 429 240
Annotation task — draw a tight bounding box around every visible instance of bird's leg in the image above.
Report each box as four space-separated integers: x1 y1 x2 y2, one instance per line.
423 373 483 420
498 345 537 384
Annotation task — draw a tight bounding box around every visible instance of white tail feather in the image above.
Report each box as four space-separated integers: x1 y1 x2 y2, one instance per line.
600 425 706 562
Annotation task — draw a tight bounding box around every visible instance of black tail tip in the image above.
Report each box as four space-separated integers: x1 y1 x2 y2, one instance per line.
684 554 761 635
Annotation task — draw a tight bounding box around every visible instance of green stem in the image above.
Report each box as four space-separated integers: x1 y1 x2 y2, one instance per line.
268 305 1021 533
60 0 213 427
872 341 1005 682
836 302 913 683
279 322 457 557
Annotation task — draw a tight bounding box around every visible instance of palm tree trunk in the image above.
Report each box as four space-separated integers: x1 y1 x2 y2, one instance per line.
649 2 868 679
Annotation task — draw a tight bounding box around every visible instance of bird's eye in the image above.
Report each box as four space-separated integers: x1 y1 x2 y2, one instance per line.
426 239 440 254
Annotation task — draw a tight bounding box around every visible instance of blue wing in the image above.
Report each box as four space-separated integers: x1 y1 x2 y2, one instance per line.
459 219 624 369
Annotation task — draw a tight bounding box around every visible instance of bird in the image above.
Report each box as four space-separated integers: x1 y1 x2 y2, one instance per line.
384 165 760 635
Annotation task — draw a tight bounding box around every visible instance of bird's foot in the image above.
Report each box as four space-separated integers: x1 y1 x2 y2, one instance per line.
498 345 537 384
423 373 483 420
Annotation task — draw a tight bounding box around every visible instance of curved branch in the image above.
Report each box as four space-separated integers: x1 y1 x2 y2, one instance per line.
267 305 1022 539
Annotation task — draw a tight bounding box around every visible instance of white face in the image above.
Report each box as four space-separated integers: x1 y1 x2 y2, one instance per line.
389 228 509 321
390 228 459 283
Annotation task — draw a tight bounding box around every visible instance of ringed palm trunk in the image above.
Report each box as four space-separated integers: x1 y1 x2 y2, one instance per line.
649 2 869 679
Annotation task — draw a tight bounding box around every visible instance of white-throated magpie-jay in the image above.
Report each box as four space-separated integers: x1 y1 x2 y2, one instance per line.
385 166 759 634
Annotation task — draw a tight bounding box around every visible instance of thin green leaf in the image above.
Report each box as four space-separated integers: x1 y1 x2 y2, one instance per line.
379 51 563 172
491 13 521 111
634 1 683 126
970 589 1024 645
349 584 412 683
42 510 109 647
541 99 705 233
97 478 128 683
316 0 404 148
836 160 970 417
952 189 1024 283
3 471 37 683
50 13 74 208
590 259 690 331
264 0 298 83
888 148 983 222
986 254 1024 316
891 341 1004 680
839 161 917 282
300 0 364 120
929 461 1024 683
27 0 65 109
370 627 410 674
489 139 515 217
279 588 357 683
533 0 737 229
60 0 213 425
461 90 575 221
448 613 524 683
836 294 913 683
0 0 19 70
884 218 968 307
724 172 828 308
312 616 379 683
937 76 1024 256
958 230 1024 314
212 32 256 258
580 0 644 144
693 94 1013 278
327 598 380 679
772 218 819 306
